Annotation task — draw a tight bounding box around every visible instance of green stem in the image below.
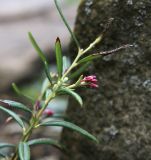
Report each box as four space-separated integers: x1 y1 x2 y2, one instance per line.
11 90 56 160
62 49 83 79
82 36 102 54
62 36 103 80
36 93 55 120
54 0 80 49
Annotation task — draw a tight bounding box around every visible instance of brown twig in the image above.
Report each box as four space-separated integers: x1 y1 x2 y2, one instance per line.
94 44 133 56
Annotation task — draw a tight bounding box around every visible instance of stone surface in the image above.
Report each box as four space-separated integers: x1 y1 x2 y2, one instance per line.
0 0 78 92
61 0 151 160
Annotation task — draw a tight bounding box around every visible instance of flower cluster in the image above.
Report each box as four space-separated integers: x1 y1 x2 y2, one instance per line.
81 75 98 88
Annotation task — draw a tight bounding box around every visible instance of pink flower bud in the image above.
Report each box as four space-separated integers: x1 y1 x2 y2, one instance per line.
89 83 99 88
81 75 99 88
43 109 54 116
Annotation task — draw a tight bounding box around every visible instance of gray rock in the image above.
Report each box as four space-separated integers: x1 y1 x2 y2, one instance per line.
61 0 151 160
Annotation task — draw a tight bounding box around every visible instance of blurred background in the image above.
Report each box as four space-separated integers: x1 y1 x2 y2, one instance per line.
0 0 79 92
0 0 80 159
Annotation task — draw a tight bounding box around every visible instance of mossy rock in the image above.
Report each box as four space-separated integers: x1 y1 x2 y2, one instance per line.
61 0 151 160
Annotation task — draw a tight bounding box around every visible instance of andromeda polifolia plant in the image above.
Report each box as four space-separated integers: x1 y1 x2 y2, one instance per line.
0 0 132 159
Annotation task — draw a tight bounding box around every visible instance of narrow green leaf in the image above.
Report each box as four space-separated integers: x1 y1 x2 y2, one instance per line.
59 88 83 106
12 83 34 102
40 120 98 143
0 106 25 129
78 55 100 64
69 62 91 79
12 83 21 95
0 143 15 149
12 83 20 94
19 142 30 160
55 37 63 78
28 32 46 62
28 32 52 83
28 138 63 150
54 0 80 49
0 100 32 114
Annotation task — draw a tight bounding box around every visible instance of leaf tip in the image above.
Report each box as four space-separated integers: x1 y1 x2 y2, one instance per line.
12 82 15 87
12 83 18 92
80 102 83 107
28 32 32 38
56 37 61 43
95 138 99 144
